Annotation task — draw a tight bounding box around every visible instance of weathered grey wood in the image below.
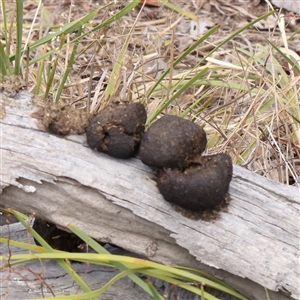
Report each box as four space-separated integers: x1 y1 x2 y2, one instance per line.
0 90 299 300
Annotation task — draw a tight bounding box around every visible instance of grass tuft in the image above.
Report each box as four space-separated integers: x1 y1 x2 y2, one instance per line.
0 208 250 300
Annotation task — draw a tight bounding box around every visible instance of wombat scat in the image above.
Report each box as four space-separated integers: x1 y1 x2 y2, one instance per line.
86 102 147 159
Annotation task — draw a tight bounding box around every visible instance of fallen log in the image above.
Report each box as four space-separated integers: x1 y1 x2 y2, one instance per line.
1 90 299 300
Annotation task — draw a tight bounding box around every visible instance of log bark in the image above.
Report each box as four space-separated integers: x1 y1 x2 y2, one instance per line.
1 90 299 300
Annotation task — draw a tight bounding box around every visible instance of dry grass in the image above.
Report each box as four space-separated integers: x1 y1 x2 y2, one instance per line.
3 0 300 186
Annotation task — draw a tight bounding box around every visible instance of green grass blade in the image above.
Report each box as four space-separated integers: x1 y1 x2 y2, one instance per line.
90 0 141 35
9 1 139 71
288 25 300 40
147 67 209 124
204 10 277 61
55 26 83 102
68 223 159 298
57 0 139 60
8 210 98 300
145 274 218 300
1 250 250 300
14 0 23 75
237 46 290 90
147 78 264 104
146 279 164 300
56 1 140 60
147 10 275 103
36 267 155 300
288 111 300 124
9 9 99 63
180 93 214 118
0 237 45 253
102 1 142 105
191 96 216 123
67 225 111 256
200 283 206 300
45 34 66 100
146 10 277 124
34 48 47 95
0 43 11 76
0 0 9 57
25 48 56 67
159 0 197 20
146 25 220 98
264 37 300 75
140 268 248 300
